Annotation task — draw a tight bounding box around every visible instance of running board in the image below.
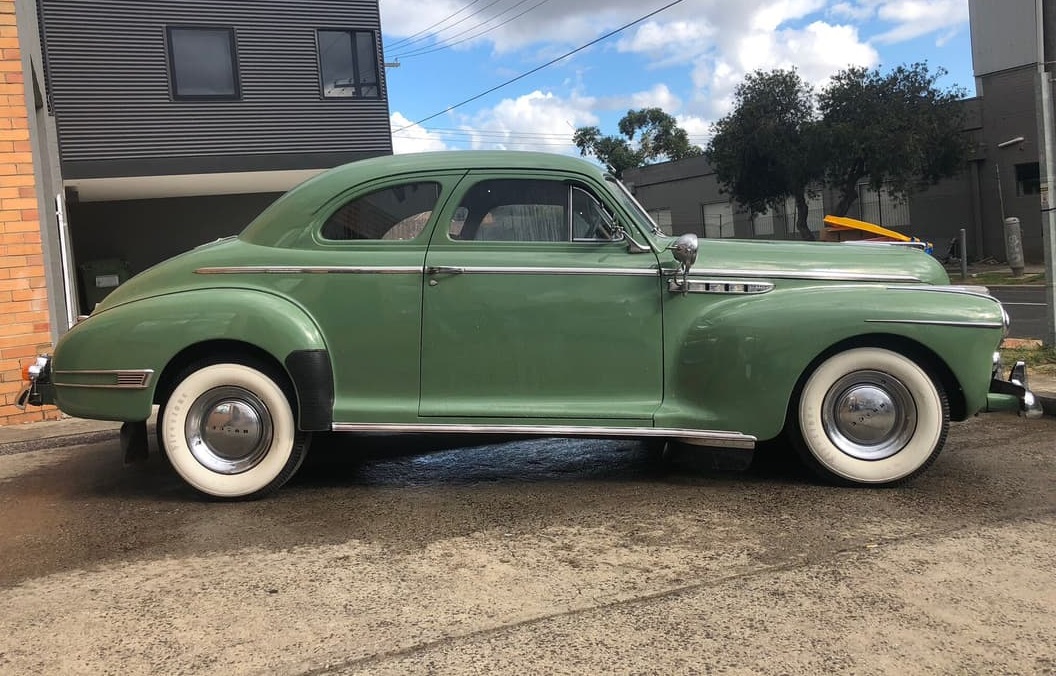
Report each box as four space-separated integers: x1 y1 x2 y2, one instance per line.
330 423 756 450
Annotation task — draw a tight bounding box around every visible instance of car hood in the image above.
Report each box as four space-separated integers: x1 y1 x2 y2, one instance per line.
661 237 950 285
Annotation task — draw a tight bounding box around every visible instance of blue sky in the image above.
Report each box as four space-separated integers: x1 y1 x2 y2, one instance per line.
379 0 975 155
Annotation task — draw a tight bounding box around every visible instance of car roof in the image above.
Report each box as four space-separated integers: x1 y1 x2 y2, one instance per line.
241 150 609 246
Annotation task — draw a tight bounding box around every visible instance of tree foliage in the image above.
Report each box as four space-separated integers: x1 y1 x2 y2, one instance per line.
706 69 822 240
573 107 703 177
707 62 967 240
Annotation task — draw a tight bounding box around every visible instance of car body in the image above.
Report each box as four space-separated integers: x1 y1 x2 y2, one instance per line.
18 151 1040 498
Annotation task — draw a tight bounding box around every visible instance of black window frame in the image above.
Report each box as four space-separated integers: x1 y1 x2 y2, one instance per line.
316 28 381 100
166 25 241 101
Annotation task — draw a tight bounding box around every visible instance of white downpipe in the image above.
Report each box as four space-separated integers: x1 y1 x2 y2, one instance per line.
54 193 76 330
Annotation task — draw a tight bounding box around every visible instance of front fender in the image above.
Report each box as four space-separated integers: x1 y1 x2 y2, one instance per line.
655 285 1005 439
51 289 327 422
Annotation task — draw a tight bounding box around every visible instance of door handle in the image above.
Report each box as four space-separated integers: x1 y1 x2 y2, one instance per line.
426 266 464 275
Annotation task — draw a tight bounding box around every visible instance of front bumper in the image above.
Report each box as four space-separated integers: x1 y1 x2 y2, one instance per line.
987 355 1043 418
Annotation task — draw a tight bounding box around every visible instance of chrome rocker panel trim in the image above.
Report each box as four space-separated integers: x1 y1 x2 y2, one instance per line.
331 422 757 449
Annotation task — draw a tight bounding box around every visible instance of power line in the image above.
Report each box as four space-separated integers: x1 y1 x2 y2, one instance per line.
387 0 507 52
386 0 486 50
394 0 551 60
393 0 688 133
393 125 710 142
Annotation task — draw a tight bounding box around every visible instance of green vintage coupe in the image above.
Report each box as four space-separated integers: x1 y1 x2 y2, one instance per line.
18 151 1041 498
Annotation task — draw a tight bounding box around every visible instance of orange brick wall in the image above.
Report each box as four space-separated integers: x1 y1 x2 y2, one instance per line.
0 0 59 424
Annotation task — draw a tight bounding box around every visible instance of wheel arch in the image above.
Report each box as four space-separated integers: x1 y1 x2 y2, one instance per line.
789 332 966 424
153 340 334 432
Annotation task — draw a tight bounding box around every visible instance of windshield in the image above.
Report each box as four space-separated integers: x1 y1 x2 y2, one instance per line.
607 176 664 237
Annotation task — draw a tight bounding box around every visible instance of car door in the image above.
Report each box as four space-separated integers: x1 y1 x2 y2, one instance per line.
419 173 664 421
285 173 464 424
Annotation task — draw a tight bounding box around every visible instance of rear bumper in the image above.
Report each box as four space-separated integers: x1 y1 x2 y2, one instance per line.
15 355 55 410
987 356 1043 418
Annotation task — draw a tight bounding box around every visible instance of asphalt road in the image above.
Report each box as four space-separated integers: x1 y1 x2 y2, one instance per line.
0 418 1054 675
989 285 1049 339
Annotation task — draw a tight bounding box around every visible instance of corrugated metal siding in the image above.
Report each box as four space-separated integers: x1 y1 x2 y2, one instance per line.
40 0 392 163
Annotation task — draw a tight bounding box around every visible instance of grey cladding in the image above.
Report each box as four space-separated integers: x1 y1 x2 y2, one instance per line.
39 0 393 169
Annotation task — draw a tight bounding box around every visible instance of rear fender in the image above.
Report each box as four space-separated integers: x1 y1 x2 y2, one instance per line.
51 290 328 424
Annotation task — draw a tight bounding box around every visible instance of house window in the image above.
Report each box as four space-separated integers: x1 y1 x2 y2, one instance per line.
1016 163 1041 196
167 27 239 99
317 30 380 98
701 201 734 238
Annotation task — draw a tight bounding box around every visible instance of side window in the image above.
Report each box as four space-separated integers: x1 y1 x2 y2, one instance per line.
321 182 440 241
572 187 616 240
450 179 567 242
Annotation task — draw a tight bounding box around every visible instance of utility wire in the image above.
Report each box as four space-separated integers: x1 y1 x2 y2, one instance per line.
393 0 687 132
394 0 550 60
387 0 507 52
386 0 485 50
394 125 711 142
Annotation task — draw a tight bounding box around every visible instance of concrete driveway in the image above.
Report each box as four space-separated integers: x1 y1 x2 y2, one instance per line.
0 415 1053 674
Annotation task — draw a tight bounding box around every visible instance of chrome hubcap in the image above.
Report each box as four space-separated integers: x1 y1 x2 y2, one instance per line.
186 386 273 474
821 370 916 461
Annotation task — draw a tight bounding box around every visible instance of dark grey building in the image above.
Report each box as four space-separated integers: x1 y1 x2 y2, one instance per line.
626 0 1052 264
38 0 392 311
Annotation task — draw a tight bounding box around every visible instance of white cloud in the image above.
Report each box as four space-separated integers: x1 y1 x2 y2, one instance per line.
675 114 712 146
390 112 449 154
687 20 879 119
872 0 969 44
617 20 716 56
629 84 683 112
459 90 599 153
750 0 828 32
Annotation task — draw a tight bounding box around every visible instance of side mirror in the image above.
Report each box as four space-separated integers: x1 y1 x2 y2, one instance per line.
668 233 698 294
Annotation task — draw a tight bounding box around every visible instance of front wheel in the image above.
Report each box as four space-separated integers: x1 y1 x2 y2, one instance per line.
158 362 309 499
788 347 949 486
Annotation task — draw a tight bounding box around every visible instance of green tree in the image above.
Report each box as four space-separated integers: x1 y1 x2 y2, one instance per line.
573 107 703 177
706 69 822 240
818 63 967 216
707 62 967 241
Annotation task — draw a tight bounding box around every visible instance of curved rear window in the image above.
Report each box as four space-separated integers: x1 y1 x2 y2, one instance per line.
321 181 441 241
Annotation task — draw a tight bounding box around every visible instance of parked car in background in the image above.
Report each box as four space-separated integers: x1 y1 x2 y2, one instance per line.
18 151 1041 499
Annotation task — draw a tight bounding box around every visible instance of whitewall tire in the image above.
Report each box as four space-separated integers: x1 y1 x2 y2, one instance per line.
790 347 949 486
159 362 309 499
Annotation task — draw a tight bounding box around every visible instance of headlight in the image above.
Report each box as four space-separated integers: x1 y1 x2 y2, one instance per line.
1001 305 1011 337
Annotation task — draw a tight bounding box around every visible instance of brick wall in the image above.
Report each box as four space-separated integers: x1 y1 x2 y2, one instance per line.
0 0 58 424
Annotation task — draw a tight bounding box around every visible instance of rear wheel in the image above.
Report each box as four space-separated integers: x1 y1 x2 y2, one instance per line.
158 362 309 499
789 347 949 486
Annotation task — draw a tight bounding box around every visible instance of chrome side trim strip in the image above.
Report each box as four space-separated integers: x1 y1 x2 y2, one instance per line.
887 285 997 301
195 266 423 275
196 266 659 277
330 422 756 449
668 279 774 295
865 319 1004 329
689 268 922 283
451 266 659 277
53 369 154 389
